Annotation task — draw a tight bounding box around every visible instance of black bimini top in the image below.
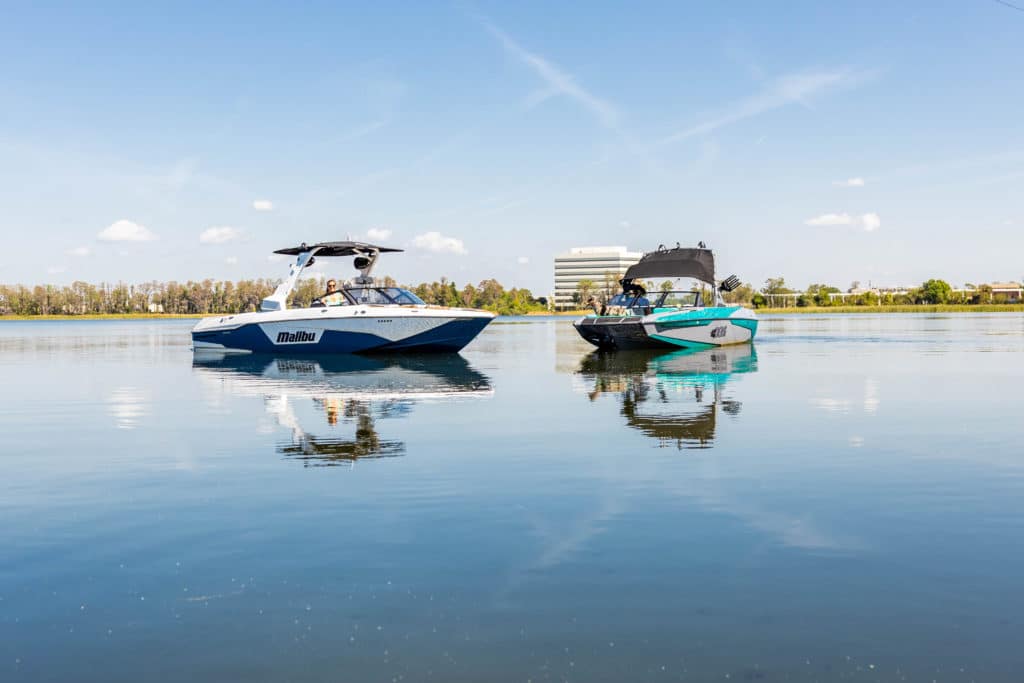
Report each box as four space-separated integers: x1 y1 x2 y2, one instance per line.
273 241 403 257
623 246 715 284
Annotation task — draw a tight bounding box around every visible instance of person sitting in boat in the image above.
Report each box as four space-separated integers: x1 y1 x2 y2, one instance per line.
316 279 347 307
606 288 650 315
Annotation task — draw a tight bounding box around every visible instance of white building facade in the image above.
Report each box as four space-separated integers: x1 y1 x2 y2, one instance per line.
553 246 643 310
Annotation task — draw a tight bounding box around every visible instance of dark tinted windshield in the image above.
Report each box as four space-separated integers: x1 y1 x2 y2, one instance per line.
609 293 650 307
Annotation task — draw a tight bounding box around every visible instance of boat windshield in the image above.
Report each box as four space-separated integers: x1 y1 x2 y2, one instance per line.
654 290 702 308
609 292 650 308
381 288 426 305
343 286 425 306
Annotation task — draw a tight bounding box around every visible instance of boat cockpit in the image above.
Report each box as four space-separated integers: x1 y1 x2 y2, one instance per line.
601 289 704 316
653 290 704 310
313 286 427 308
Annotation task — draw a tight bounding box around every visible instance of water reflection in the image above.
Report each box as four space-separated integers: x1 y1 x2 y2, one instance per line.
192 353 492 465
576 345 757 449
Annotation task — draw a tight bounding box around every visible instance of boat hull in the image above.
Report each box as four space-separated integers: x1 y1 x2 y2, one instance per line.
192 307 494 354
574 307 757 350
573 316 652 350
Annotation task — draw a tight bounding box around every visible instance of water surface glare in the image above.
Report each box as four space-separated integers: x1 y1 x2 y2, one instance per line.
2 315 1023 682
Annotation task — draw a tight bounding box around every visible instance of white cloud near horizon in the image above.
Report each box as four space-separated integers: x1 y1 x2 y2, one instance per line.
252 199 273 211
482 18 618 127
67 246 91 257
98 219 157 242
663 68 865 144
517 256 530 265
861 212 881 231
806 212 881 231
199 226 242 244
47 265 66 274
366 227 393 241
834 177 866 187
225 256 238 265
412 231 467 255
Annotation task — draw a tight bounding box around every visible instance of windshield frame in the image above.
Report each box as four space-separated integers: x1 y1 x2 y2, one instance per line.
340 286 426 306
653 290 703 309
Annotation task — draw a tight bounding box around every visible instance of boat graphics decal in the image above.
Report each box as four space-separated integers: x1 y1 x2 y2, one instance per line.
271 328 324 345
652 306 742 323
647 334 717 349
729 318 759 333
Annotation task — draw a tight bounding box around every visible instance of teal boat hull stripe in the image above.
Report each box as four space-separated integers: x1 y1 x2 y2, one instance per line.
648 334 718 349
654 306 742 323
730 319 758 334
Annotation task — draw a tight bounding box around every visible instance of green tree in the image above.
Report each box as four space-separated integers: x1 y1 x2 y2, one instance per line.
806 283 841 306
576 279 595 303
920 279 952 304
722 282 754 305
761 277 791 295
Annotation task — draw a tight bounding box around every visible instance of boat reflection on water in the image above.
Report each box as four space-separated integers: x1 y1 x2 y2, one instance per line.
193 353 493 465
576 345 757 449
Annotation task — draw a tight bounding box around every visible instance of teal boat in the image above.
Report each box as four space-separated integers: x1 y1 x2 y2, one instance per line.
573 243 757 350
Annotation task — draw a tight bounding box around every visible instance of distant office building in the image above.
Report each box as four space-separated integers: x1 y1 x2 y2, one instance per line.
553 246 643 310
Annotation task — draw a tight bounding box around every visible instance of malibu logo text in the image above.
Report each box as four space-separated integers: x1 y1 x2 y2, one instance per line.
276 330 317 344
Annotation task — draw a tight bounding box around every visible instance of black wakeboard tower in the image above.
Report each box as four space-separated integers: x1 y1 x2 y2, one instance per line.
618 243 740 302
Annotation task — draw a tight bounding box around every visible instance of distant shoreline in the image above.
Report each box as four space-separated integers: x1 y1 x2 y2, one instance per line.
755 304 1024 314
527 304 1024 315
2 304 1023 321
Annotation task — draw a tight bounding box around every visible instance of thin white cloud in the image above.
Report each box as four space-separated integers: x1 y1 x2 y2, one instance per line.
199 226 242 244
225 256 238 265
482 19 618 127
47 265 66 274
861 212 881 232
98 219 157 242
806 212 854 227
663 68 864 144
252 199 274 212
805 212 881 231
412 231 467 255
67 246 91 257
366 227 393 241
833 177 866 187
517 256 530 265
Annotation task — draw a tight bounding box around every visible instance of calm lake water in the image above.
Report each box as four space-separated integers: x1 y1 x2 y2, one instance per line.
2 314 1023 682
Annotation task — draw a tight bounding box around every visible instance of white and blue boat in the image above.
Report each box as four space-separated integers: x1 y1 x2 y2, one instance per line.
573 244 757 350
191 241 495 354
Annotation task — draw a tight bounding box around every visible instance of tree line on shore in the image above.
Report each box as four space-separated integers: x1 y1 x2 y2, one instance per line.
2 274 1017 317
0 276 549 316
744 277 1017 307
573 276 1020 307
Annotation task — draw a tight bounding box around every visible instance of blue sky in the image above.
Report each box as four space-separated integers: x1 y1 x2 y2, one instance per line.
1 1 1022 292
